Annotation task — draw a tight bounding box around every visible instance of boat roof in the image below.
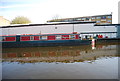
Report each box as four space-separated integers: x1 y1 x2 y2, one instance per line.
1 33 80 36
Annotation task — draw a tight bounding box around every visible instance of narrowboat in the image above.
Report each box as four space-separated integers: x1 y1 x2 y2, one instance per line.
1 33 91 48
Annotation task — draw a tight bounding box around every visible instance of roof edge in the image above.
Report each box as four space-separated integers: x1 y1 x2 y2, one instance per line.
1 21 96 28
94 24 120 26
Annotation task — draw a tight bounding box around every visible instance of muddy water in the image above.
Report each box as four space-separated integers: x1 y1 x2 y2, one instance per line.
2 44 120 79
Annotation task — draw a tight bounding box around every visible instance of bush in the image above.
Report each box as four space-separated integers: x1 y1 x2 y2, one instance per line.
11 16 31 24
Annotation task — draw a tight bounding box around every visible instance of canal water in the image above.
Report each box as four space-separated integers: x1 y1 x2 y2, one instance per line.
2 43 120 79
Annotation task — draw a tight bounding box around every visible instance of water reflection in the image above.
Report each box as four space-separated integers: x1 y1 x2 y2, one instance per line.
2 44 119 79
2 44 119 63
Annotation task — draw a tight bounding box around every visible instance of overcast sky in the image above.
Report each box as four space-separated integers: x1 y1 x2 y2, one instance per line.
0 0 119 24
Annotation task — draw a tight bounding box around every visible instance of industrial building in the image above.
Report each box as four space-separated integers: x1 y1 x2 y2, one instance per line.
1 21 120 39
47 14 112 25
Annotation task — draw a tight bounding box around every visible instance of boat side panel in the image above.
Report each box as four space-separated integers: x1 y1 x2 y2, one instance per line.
2 40 90 48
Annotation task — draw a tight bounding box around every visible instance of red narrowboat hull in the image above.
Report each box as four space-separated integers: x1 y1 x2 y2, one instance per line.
1 33 91 48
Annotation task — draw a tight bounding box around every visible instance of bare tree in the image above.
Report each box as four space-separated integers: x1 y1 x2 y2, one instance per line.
51 14 61 22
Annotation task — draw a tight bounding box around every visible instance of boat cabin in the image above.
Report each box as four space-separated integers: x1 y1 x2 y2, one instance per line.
2 33 80 42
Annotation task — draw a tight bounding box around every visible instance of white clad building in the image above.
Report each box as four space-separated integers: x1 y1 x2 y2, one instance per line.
1 22 119 38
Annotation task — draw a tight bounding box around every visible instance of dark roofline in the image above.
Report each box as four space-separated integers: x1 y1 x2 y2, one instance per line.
94 24 120 26
1 21 96 28
80 32 117 34
89 14 112 17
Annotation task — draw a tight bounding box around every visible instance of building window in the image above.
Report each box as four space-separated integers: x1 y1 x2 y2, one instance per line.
76 18 81 20
82 18 85 20
63 20 68 22
96 17 101 19
101 19 106 21
101 16 106 19
68 19 73 21
107 16 112 18
86 18 89 20
97 21 100 23
92 17 95 19
107 20 112 22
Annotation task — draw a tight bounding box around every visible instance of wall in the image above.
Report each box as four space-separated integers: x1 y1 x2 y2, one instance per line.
2 23 116 37
117 2 120 38
74 24 116 32
117 25 120 38
2 24 73 35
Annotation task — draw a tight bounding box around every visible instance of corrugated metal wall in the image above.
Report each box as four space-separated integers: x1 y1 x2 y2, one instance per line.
117 25 120 38
2 23 116 36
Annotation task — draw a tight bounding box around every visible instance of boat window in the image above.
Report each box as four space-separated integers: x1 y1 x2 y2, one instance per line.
41 36 47 40
2 37 5 41
3 36 16 41
56 35 61 40
20 36 30 41
30 36 34 40
34 36 40 40
62 35 69 40
48 36 55 40
70 35 75 39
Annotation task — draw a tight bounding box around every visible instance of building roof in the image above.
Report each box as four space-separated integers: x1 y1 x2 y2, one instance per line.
94 24 120 26
1 21 96 28
80 32 117 34
1 20 120 28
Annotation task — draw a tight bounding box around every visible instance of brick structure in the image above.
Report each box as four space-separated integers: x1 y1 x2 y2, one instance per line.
47 14 112 25
0 16 10 26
